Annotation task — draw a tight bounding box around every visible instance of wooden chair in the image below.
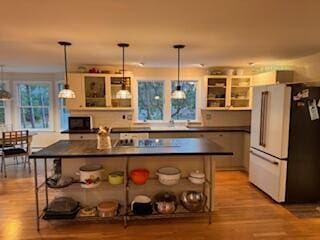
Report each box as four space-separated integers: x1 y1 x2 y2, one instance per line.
0 130 30 177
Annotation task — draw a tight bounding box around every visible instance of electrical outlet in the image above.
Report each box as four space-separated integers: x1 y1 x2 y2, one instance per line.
205 113 212 120
127 114 132 120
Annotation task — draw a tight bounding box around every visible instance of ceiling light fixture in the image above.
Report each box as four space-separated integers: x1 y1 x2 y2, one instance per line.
0 65 11 100
138 62 144 67
171 44 186 99
58 41 75 99
116 43 132 99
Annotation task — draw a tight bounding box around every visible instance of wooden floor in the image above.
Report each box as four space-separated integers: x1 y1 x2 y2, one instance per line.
1 165 320 240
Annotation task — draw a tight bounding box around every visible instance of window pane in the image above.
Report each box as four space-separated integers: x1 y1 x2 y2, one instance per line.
0 108 5 124
20 107 49 129
171 81 197 120
58 83 70 130
18 83 50 129
18 83 49 107
138 81 164 120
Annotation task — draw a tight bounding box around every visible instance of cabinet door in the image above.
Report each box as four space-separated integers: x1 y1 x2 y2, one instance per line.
110 76 132 108
230 77 252 110
205 76 227 109
204 132 233 168
84 75 107 107
66 73 84 109
231 132 244 167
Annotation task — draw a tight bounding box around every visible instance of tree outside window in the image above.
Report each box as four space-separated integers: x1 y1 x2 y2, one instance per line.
18 83 50 129
171 80 197 120
138 81 164 121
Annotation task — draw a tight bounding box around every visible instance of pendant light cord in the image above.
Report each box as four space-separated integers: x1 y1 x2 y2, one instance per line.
122 45 125 90
64 45 69 87
177 47 180 86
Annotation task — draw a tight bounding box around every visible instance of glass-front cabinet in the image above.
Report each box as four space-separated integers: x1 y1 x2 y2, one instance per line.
206 77 227 108
110 77 132 108
66 73 132 110
84 76 107 107
230 77 251 109
204 75 252 110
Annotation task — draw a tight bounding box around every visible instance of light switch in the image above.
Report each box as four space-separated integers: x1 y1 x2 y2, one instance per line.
205 113 212 120
127 114 132 120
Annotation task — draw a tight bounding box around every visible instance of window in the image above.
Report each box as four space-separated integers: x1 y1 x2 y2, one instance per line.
57 83 70 130
17 83 52 130
138 81 164 121
0 82 9 125
171 80 197 120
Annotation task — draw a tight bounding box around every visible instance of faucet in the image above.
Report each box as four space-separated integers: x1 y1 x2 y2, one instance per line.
169 119 175 128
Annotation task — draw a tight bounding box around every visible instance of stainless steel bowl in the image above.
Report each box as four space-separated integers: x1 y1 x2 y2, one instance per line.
180 191 207 212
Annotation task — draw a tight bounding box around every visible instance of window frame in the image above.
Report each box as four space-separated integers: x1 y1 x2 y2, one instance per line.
134 77 201 123
136 79 166 122
15 81 54 132
0 80 12 125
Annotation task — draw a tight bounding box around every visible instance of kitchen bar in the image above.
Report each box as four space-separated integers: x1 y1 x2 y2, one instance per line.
30 138 232 231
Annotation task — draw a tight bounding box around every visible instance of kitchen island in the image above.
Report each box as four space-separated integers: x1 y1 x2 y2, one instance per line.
30 138 232 231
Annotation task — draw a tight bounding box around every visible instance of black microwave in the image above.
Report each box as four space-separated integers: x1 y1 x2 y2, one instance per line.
68 116 92 130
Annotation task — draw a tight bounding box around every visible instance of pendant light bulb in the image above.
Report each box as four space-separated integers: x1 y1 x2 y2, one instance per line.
116 43 131 99
0 65 11 101
58 41 75 99
171 44 186 99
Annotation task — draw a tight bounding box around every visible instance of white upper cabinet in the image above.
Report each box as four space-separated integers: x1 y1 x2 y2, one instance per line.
252 70 293 86
204 75 252 110
66 73 133 110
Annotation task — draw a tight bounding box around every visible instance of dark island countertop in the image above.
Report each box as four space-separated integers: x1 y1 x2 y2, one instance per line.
30 138 233 158
61 126 250 134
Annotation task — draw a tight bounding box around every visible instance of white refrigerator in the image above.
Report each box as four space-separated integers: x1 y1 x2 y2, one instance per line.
249 84 291 202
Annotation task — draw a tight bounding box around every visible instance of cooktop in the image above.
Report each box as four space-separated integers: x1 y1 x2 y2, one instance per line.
114 139 179 148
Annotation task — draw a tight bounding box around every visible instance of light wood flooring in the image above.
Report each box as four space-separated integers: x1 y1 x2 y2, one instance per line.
1 164 320 239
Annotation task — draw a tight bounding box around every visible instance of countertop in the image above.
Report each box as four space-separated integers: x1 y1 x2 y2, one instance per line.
61 126 251 134
30 138 233 158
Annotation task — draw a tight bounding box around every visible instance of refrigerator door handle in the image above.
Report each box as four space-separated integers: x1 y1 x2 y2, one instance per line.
250 150 279 165
262 91 269 147
259 91 268 147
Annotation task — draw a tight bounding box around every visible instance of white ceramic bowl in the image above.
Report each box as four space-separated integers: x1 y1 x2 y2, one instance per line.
156 166 181 186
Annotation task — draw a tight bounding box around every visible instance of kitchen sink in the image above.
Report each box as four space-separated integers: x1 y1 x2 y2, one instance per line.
150 126 189 131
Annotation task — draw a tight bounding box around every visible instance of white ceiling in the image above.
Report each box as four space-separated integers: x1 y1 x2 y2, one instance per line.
1 0 320 72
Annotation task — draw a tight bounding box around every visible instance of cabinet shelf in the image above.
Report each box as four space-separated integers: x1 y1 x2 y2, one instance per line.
207 98 225 101
231 98 250 101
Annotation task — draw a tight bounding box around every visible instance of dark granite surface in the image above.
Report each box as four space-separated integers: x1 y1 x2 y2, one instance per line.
61 126 250 134
30 138 233 158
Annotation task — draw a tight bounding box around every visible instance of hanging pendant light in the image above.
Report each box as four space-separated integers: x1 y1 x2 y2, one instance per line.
116 43 132 99
58 41 75 99
0 65 11 100
171 44 186 99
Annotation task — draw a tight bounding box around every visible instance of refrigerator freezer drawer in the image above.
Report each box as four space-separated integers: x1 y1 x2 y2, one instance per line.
249 149 287 202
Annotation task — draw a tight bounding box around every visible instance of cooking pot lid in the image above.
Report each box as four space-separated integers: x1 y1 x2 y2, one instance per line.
157 166 180 175
189 170 205 179
80 164 103 172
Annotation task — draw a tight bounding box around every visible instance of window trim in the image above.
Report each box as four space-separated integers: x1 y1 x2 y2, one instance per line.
0 80 12 125
14 81 54 132
134 77 201 123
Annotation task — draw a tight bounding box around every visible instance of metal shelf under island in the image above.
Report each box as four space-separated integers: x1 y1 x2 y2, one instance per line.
30 138 233 231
